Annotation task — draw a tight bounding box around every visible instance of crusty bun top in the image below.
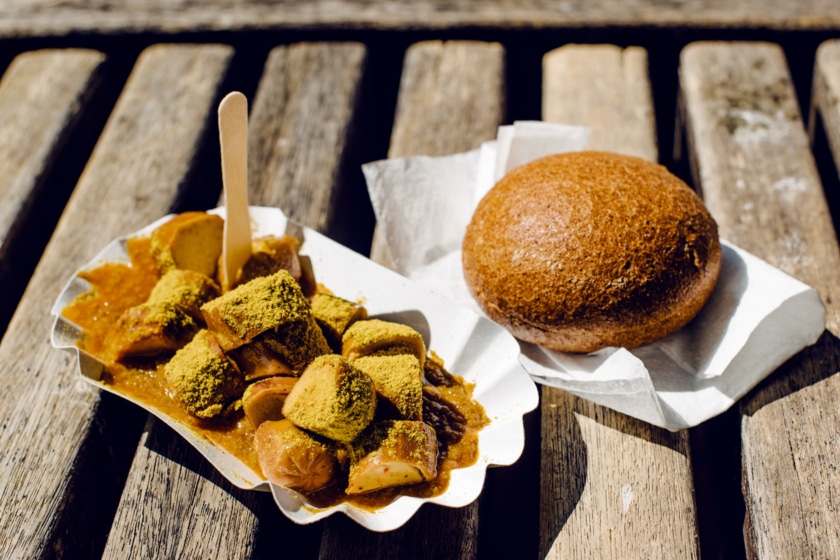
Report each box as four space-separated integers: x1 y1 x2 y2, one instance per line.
461 151 722 353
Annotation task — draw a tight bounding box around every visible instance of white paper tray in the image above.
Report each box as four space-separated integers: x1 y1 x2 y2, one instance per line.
51 206 539 532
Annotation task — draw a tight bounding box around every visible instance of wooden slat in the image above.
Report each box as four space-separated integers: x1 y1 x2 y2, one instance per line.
680 41 840 559
0 49 105 330
542 45 657 160
0 43 233 559
319 40 505 558
369 39 505 267
247 43 367 232
1 0 840 37
812 39 840 175
101 42 367 558
387 42 506 158
540 44 700 560
103 416 269 558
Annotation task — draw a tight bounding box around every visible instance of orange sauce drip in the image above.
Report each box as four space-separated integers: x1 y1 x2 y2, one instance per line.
63 238 159 358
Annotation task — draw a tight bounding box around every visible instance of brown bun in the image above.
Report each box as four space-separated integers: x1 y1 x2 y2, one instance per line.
462 151 722 353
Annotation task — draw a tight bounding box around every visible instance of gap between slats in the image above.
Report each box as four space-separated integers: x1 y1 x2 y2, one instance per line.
681 40 840 559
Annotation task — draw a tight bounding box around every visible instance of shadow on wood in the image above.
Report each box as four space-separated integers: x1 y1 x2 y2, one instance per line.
137 417 324 558
538 388 588 559
740 329 840 416
319 502 479 559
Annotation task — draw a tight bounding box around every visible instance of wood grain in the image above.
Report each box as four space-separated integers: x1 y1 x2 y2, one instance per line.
680 41 840 559
543 45 657 160
540 44 700 560
0 0 839 37
387 41 505 159
811 40 840 175
369 39 504 266
0 49 105 327
247 43 367 235
0 44 233 559
101 42 367 559
320 40 504 559
681 41 840 329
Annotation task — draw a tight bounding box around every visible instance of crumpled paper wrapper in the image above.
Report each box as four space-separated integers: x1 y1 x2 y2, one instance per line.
362 121 826 430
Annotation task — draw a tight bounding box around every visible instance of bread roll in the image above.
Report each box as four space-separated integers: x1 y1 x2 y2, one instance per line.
462 151 721 353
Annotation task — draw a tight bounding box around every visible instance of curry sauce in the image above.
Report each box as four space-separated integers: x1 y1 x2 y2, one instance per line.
62 228 489 511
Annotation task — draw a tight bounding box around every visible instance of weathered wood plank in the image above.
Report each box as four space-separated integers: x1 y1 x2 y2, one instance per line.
369 39 505 267
248 43 367 234
0 0 839 37
681 41 840 327
387 42 506 158
540 44 700 560
102 42 367 559
811 40 840 177
542 45 657 160
0 43 234 560
319 40 504 559
680 41 840 559
0 49 105 331
102 417 268 559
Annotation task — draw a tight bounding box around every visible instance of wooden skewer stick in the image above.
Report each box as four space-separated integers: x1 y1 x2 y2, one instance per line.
218 91 252 290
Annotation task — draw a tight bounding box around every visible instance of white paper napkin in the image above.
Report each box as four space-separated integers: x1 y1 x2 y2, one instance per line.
362 121 826 430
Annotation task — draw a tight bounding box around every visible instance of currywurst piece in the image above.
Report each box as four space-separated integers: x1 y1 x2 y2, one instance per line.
282 354 377 443
200 270 312 351
164 329 244 418
310 293 368 351
110 302 198 360
237 235 303 287
353 354 423 421
255 419 339 494
230 340 295 382
341 319 426 369
242 376 298 428
150 211 223 278
261 316 331 373
109 269 219 360
347 420 438 494
148 268 220 319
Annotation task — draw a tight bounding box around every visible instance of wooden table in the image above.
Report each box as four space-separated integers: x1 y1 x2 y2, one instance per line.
1 5 839 559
